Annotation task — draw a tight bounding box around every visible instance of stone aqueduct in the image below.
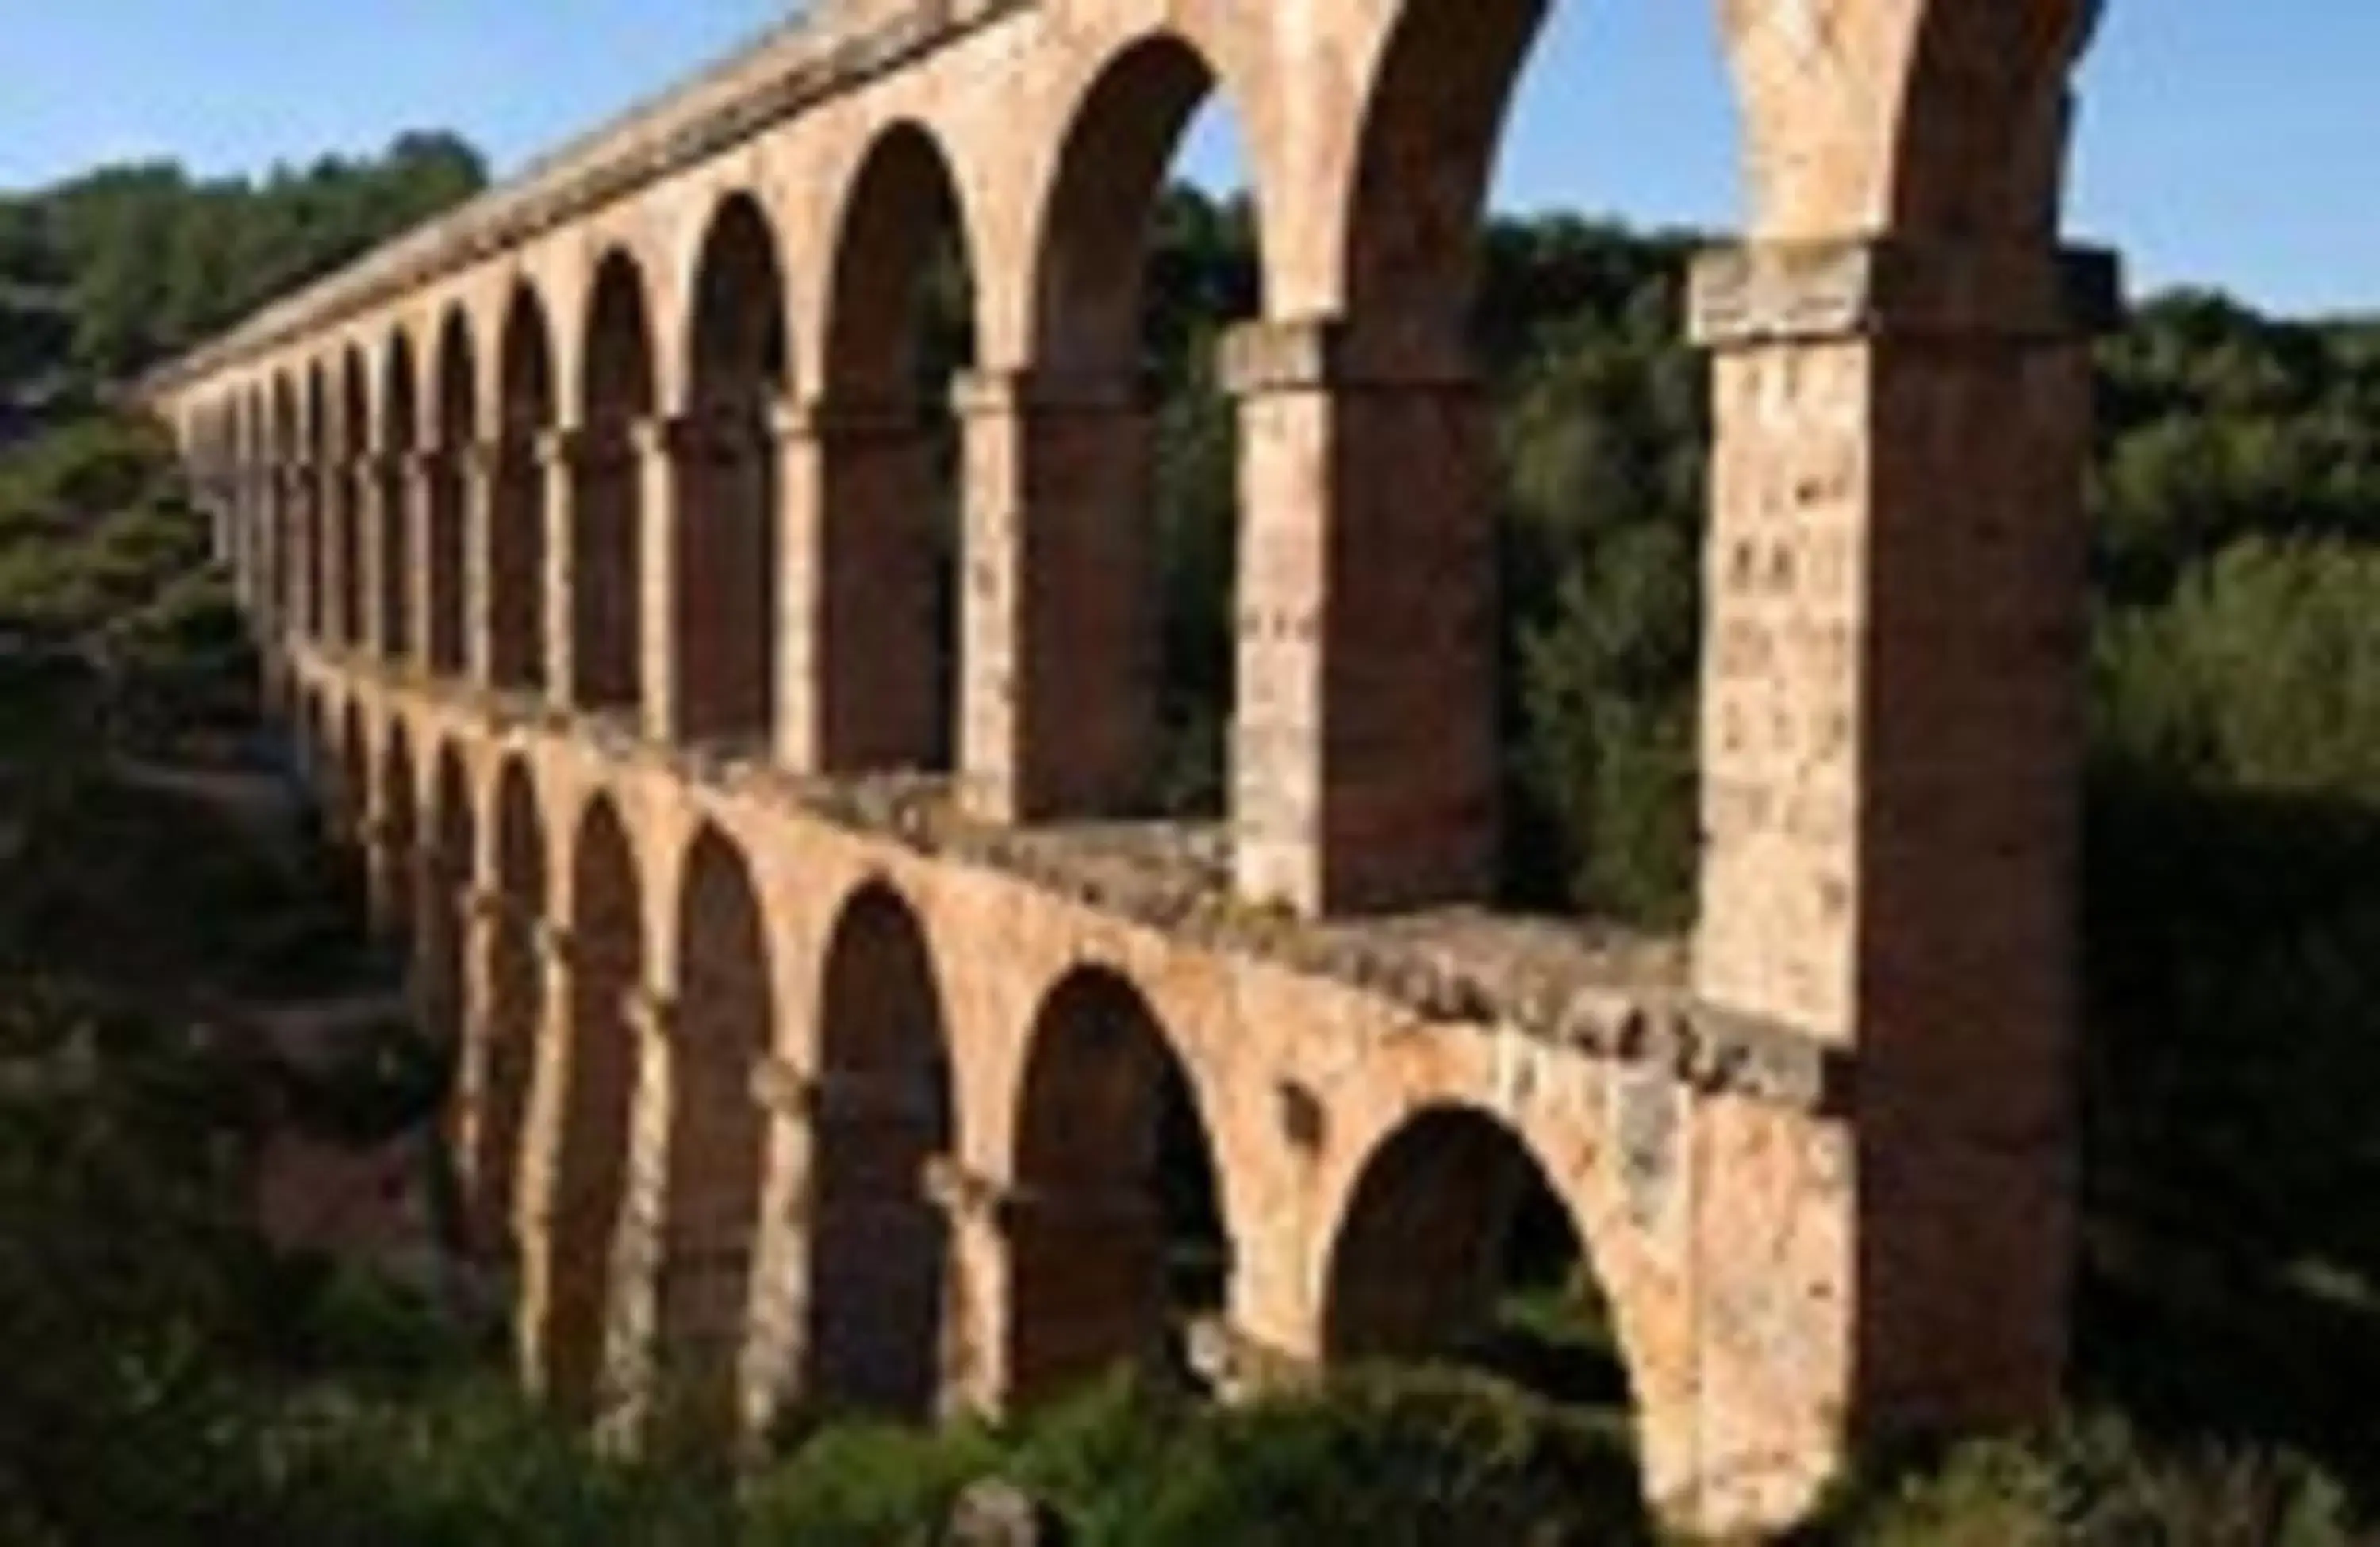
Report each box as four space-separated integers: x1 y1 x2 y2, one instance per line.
145 0 2113 1533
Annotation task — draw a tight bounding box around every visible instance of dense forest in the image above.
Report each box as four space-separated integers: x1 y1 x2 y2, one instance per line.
2 132 2378 1544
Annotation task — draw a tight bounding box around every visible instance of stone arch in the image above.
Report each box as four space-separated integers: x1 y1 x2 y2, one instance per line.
303 359 330 639
544 793 648 1417
1006 966 1228 1402
807 880 954 1418
811 121 977 774
675 192 786 750
493 281 557 693
1321 1105 1636 1425
270 373 300 626
1339 0 1550 355
1000 30 1266 819
376 718 421 945
474 756 549 1254
336 347 370 647
570 248 656 715
426 307 478 675
652 823 774 1437
379 329 422 664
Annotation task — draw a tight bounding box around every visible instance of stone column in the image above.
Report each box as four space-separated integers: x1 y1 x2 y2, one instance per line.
514 919 577 1398
953 367 1153 824
354 458 386 660
314 457 343 652
600 988 680 1441
405 451 440 675
634 417 688 746
1680 237 2114 1529
376 450 415 666
1221 317 1497 917
538 429 578 707
773 394 942 775
462 443 499 689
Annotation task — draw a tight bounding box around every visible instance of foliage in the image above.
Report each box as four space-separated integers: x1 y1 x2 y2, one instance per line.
0 131 485 394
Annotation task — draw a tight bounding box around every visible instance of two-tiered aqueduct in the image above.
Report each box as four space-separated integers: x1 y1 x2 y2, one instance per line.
145 0 2115 1532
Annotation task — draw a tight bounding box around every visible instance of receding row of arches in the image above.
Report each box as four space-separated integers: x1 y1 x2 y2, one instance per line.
298 685 1637 1451
190 5 1630 915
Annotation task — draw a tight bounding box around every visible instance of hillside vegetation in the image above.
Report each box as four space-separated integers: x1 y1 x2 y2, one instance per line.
1 141 2376 1543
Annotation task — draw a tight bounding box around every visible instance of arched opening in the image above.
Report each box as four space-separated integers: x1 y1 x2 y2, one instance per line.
1323 1107 1635 1432
1329 0 1723 922
271 375 298 629
337 349 370 648
678 194 787 750
379 332 421 665
806 882 953 1418
475 758 548 1256
422 747 475 1051
1019 35 1261 818
653 826 774 1438
572 249 655 717
1008 968 1226 1402
428 308 478 676
546 796 647 1418
377 723 420 948
304 361 329 641
814 124 975 774
493 283 555 693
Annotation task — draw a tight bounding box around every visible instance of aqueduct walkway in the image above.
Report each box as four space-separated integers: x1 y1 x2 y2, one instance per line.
148 0 2114 1532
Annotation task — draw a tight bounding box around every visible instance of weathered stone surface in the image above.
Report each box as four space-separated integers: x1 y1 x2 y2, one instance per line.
154 2 2104 1537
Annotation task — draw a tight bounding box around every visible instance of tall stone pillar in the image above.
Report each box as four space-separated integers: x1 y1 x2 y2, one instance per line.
405 452 440 675
376 451 415 666
1680 237 2113 1528
1221 317 1497 916
634 417 688 746
315 463 342 648
600 989 679 1440
773 395 941 775
954 368 1153 823
539 430 581 713
514 919 576 1399
461 443 499 689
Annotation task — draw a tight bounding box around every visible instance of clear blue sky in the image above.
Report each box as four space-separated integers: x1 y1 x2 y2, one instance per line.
2 2 2372 316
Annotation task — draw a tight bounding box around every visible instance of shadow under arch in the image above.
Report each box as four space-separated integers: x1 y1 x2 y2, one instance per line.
804 879 954 1419
676 193 788 750
378 329 421 663
421 743 475 1051
427 306 478 676
651 822 775 1440
336 347 370 647
1007 965 1228 1404
543 793 647 1418
572 248 657 716
492 282 556 693
812 121 977 774
1322 1104 1637 1429
1008 29 1265 820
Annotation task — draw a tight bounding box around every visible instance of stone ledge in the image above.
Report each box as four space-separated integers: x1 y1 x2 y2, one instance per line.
300 651 1855 1118
1690 239 2123 347
144 0 1039 397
